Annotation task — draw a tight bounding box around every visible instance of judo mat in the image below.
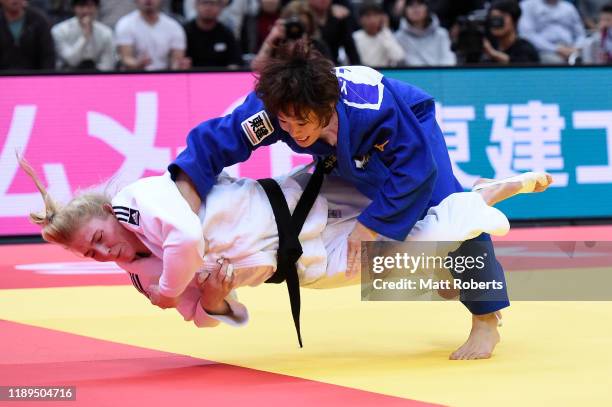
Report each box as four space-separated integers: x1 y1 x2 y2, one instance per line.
1 225 612 406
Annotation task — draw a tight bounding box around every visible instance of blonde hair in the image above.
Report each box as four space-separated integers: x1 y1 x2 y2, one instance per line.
18 154 111 245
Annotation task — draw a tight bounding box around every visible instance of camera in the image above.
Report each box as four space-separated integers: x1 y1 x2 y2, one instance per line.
452 8 489 63
284 16 305 40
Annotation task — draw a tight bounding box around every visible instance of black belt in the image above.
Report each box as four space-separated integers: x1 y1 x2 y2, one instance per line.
258 156 335 347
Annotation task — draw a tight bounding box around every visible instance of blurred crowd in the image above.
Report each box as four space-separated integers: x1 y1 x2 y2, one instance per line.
0 0 611 72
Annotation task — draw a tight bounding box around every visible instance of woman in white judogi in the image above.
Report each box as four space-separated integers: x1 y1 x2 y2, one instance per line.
19 157 551 330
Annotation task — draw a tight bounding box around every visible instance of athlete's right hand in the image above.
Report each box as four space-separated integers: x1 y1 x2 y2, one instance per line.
346 222 377 278
148 285 180 309
264 19 286 48
198 259 237 315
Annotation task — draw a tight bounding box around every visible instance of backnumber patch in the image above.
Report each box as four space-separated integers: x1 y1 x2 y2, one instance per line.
241 110 274 146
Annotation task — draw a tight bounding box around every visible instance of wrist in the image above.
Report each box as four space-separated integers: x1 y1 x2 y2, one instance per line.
357 222 377 239
201 299 230 315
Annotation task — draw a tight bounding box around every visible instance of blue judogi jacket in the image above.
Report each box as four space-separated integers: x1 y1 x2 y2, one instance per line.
170 66 463 240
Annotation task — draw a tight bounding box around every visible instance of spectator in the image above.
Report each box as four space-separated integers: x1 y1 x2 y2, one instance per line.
98 0 171 28
308 0 361 64
185 0 261 38
579 0 609 30
115 0 189 70
241 0 281 55
184 0 242 67
51 0 115 70
0 0 55 70
519 0 586 64
581 3 612 63
394 0 455 66
352 1 404 67
219 0 260 40
251 0 332 71
482 0 540 64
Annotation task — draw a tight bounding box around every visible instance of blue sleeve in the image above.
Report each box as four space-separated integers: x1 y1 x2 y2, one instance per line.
356 99 438 241
168 92 281 200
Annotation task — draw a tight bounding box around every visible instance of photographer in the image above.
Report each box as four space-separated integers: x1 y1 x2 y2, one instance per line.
250 0 331 71
483 0 539 64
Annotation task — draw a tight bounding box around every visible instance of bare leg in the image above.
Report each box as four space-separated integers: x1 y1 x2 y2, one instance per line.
447 174 554 360
406 172 550 359
474 173 553 206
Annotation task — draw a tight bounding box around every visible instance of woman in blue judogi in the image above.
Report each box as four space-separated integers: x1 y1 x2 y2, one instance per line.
169 43 551 360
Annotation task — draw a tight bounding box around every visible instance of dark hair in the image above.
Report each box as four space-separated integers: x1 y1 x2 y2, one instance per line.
359 1 384 17
72 0 100 6
405 0 429 7
602 3 612 14
255 40 339 127
405 0 432 27
490 0 522 26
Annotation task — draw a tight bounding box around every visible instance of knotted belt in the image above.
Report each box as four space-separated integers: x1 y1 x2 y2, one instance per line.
258 156 336 347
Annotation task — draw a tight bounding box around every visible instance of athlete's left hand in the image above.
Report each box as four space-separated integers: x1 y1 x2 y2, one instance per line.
198 259 236 315
148 285 180 309
346 222 377 278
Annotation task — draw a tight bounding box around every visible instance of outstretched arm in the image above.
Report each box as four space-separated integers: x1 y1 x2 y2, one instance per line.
169 91 282 205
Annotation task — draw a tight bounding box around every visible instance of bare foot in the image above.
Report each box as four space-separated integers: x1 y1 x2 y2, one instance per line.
449 313 500 360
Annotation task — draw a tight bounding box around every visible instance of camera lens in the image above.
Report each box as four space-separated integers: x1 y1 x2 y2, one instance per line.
284 16 305 40
489 16 505 29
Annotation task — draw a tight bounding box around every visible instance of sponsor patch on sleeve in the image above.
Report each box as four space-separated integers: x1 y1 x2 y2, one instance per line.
241 110 274 146
113 206 140 226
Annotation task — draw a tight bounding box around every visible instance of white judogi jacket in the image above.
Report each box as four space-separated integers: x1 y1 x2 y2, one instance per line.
112 169 510 329
113 170 332 328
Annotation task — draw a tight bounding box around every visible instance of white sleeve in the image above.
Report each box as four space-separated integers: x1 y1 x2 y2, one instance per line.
518 3 557 53
157 216 205 298
439 29 457 66
123 179 206 299
114 17 134 46
570 7 586 45
174 286 248 328
192 291 249 327
97 27 116 71
380 28 405 65
52 24 89 67
170 21 186 51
